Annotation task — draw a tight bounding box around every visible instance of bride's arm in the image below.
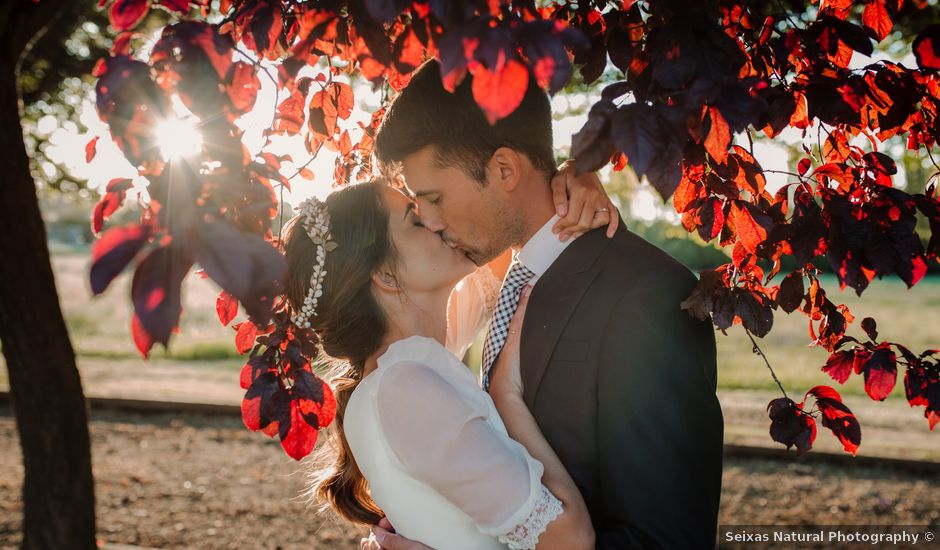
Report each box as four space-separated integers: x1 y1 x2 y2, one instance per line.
374 359 591 549
487 287 595 550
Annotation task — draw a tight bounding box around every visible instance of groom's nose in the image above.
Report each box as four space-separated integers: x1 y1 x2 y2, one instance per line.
419 212 446 233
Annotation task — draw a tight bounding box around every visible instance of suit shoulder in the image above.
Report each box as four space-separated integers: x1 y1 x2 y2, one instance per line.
601 227 698 295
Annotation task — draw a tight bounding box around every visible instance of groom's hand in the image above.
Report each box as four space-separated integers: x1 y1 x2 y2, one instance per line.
551 159 620 241
362 518 434 550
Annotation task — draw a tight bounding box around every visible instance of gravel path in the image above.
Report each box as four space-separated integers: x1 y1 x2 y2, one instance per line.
1 409 938 549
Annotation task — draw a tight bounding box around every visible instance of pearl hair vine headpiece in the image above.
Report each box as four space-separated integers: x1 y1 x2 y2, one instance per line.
291 196 337 329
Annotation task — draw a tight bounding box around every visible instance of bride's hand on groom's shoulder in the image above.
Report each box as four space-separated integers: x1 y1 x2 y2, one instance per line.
550 159 620 242
488 285 531 405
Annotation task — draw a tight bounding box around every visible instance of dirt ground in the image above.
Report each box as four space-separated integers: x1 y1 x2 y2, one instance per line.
1 408 938 550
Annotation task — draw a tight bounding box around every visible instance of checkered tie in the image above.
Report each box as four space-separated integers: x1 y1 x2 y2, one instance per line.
481 261 535 392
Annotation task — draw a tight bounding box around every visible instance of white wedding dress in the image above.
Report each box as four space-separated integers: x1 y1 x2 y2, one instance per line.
344 266 564 549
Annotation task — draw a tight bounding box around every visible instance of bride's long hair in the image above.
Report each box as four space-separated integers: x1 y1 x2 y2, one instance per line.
284 179 396 525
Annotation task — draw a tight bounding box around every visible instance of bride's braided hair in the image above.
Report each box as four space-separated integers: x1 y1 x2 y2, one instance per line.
284 179 396 525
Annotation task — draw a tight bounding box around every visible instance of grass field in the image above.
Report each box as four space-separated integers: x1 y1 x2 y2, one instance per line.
1 252 938 405
714 274 940 400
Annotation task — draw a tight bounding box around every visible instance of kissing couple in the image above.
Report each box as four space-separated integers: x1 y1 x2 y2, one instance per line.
283 59 724 550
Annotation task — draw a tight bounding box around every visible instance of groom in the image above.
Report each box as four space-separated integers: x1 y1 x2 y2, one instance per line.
371 59 724 549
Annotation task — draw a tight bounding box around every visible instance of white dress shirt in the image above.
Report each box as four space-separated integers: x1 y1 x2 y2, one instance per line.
515 214 573 286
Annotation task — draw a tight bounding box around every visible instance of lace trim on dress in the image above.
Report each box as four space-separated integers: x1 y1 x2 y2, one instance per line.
497 485 564 550
476 265 503 317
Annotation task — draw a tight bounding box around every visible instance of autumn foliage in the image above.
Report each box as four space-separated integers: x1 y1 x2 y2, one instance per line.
86 0 940 459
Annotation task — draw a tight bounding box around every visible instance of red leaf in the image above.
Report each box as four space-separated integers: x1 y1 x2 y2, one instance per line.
797 158 812 176
91 178 134 235
858 345 898 400
241 393 262 431
158 0 190 13
239 355 273 390
234 320 258 354
471 60 530 125
734 289 775 337
807 385 861 456
387 67 414 91
705 107 731 164
730 146 767 196
903 255 928 288
862 1 892 42
611 152 628 172
393 27 425 73
309 89 337 137
903 359 940 429
90 223 151 295
110 32 134 55
299 385 337 431
261 422 279 437
227 61 261 113
241 3 283 60
673 174 703 214
823 349 856 384
131 312 155 358
216 290 238 326
187 220 287 326
85 136 99 163
789 91 809 128
110 0 150 31
767 397 816 454
913 24 940 72
131 244 191 348
730 201 772 253
292 369 337 425
280 399 320 460
697 196 726 242
274 89 304 136
777 271 805 313
333 82 355 121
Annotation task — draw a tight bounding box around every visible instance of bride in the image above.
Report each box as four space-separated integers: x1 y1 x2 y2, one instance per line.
284 168 614 549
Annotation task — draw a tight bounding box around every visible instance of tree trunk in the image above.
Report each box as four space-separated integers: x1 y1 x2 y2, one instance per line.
0 2 96 549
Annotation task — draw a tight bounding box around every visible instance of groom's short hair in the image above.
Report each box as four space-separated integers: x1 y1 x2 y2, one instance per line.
374 59 555 184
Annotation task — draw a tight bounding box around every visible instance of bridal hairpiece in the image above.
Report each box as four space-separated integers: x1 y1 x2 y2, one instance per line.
291 196 337 329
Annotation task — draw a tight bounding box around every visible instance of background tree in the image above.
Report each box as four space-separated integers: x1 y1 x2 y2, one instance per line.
1 2 98 548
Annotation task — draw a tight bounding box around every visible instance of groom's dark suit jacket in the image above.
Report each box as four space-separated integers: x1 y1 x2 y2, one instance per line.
512 219 723 549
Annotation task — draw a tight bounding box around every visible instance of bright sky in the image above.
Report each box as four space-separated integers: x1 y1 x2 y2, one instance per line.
39 41 918 224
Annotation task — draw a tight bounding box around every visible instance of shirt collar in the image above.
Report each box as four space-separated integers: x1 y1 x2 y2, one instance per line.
515 214 573 277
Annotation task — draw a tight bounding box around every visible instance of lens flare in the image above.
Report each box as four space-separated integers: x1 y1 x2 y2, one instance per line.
155 117 203 160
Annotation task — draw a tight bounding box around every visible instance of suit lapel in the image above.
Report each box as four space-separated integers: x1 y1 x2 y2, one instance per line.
519 223 619 408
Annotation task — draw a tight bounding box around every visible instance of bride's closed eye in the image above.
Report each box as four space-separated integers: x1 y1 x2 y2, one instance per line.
403 202 424 227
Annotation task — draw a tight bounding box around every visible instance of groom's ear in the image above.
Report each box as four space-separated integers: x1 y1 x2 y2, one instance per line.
488 147 522 192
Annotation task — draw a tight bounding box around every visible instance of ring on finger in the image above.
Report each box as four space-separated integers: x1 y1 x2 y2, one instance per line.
595 207 610 213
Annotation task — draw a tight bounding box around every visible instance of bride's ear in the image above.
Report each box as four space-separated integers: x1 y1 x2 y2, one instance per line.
371 268 401 293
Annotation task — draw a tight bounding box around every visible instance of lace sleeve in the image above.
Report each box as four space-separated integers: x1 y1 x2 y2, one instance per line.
445 264 503 358
498 485 564 550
